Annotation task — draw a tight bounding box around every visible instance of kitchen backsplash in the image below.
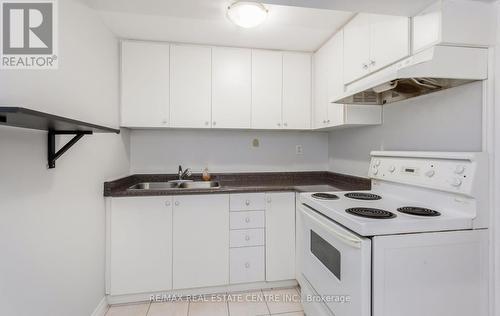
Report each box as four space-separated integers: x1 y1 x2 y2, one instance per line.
130 129 329 173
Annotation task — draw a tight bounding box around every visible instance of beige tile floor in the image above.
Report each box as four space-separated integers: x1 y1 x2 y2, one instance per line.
106 287 304 316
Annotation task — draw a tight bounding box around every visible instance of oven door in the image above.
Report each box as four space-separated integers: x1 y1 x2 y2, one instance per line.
300 203 371 316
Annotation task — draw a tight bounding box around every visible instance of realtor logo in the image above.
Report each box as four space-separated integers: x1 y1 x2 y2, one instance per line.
1 0 58 69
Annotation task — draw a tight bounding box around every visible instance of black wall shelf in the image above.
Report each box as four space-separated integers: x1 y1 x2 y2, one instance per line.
0 107 120 169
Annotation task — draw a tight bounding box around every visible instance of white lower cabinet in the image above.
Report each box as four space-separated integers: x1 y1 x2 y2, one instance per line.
230 211 266 230
265 192 296 281
108 197 173 295
230 229 265 248
107 192 296 296
230 246 266 284
172 194 229 289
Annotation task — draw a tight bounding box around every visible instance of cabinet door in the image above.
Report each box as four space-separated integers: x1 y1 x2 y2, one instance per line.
327 30 344 104
313 44 329 128
327 31 346 127
314 30 345 128
170 44 212 128
121 41 170 127
212 47 252 129
343 15 371 84
172 194 229 289
282 52 312 129
109 197 173 295
370 15 409 73
265 192 296 281
252 50 283 129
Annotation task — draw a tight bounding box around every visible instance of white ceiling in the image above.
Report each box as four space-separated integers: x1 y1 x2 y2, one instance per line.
263 0 438 16
82 0 452 51
81 0 355 51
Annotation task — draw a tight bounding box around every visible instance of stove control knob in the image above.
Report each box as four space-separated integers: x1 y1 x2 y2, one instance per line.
388 165 396 173
455 165 465 174
374 159 381 167
449 177 462 187
425 170 435 178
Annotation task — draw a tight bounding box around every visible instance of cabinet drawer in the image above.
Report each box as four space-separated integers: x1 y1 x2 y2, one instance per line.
230 193 265 211
230 229 265 248
230 246 265 284
230 211 265 230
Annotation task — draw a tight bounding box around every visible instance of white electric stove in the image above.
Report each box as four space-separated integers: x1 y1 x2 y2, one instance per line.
297 151 490 316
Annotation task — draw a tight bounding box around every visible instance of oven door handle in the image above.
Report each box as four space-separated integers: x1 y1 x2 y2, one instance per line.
302 206 363 249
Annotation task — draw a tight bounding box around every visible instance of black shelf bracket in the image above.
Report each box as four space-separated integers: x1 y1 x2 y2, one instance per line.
48 130 93 169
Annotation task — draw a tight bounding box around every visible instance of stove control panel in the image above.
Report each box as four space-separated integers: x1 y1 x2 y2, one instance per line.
368 152 487 196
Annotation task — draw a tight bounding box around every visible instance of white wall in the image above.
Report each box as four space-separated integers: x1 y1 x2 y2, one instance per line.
130 130 329 173
0 1 129 316
328 81 484 177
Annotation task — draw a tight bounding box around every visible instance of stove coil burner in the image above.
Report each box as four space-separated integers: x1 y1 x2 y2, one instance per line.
344 192 382 201
397 207 441 217
346 207 396 219
311 193 339 200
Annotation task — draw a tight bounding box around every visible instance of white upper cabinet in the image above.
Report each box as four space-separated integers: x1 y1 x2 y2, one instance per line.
327 31 344 105
120 41 353 131
251 50 283 129
121 41 170 127
212 47 252 129
313 41 329 128
314 29 382 130
343 14 409 84
283 52 312 130
412 0 495 53
170 44 212 128
343 15 371 84
369 14 409 73
314 31 346 128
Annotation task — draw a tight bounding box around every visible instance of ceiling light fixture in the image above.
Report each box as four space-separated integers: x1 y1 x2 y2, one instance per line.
227 1 268 28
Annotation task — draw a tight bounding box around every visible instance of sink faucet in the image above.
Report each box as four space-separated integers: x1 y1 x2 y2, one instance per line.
178 165 192 181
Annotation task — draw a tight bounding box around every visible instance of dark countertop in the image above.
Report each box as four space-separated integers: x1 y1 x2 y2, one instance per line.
104 171 371 197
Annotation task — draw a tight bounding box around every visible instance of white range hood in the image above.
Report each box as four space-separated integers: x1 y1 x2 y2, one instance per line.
334 45 488 105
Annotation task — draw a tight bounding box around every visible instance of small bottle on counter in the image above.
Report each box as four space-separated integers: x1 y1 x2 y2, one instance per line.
202 167 211 181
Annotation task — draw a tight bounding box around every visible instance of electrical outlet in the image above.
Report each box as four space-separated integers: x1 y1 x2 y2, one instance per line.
252 138 260 148
296 145 303 155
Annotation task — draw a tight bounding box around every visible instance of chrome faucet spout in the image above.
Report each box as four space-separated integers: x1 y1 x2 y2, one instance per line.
178 165 192 181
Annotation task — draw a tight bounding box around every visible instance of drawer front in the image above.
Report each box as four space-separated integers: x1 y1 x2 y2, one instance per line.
230 211 265 230
230 193 266 211
230 246 265 284
230 229 265 248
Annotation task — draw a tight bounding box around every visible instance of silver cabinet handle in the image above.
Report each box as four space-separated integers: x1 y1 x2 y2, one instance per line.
245 235 250 241
362 63 368 70
174 201 180 206
245 262 250 269
165 201 171 207
245 217 251 223
162 120 168 124
245 200 250 206
277 123 281 127
212 121 216 126
205 121 209 126
369 60 376 66
301 205 363 248
266 197 272 203
284 122 288 127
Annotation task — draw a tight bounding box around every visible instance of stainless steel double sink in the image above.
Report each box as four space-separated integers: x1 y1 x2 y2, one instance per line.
128 180 220 190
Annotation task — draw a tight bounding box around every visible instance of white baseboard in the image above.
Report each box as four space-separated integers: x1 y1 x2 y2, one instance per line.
90 297 109 316
107 279 298 305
